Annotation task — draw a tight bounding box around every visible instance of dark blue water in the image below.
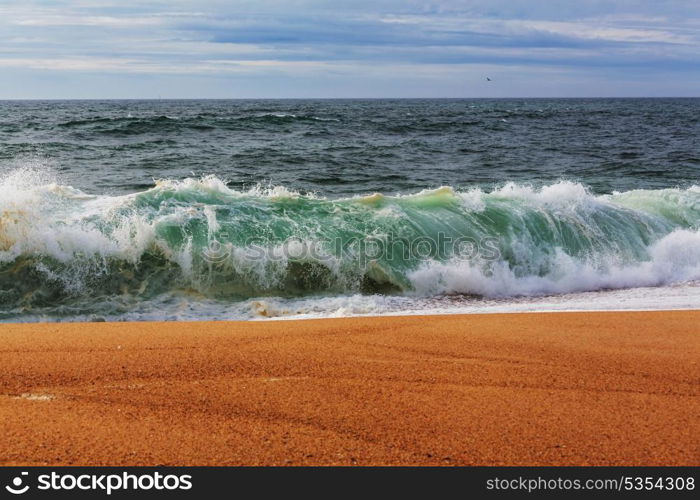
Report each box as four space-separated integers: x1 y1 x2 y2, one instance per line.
1 98 698 196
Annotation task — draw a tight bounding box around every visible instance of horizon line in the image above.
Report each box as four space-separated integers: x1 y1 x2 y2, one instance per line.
1 96 699 101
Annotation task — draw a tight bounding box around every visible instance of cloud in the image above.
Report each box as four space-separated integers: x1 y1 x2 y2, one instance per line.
0 1 698 97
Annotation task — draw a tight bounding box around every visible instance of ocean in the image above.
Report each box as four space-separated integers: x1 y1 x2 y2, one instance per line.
1 98 699 322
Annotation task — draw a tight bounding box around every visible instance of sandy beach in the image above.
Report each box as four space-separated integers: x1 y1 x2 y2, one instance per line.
0 311 698 466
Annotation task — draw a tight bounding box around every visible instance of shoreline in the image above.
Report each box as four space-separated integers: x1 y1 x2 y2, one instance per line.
260 303 700 322
4 304 700 324
1 310 698 465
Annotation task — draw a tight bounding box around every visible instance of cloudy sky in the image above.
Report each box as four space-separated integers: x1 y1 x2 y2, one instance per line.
1 0 699 98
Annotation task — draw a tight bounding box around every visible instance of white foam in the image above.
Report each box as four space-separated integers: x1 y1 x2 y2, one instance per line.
408 228 700 298
82 283 700 322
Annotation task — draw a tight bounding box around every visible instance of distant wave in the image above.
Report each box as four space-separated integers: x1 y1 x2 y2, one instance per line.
54 113 341 136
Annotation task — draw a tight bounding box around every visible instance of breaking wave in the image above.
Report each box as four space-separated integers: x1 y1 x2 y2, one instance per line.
2 167 700 319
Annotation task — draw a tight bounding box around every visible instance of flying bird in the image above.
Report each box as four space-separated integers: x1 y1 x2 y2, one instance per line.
486 77 492 81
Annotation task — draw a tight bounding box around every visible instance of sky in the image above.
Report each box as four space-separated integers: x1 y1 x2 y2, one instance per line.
0 0 699 98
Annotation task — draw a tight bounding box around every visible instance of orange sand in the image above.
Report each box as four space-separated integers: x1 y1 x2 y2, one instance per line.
0 311 698 465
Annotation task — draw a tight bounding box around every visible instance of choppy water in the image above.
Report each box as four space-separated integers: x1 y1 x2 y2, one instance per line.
1 98 699 322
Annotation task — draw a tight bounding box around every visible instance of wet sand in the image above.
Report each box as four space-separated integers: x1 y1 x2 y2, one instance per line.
0 311 698 465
